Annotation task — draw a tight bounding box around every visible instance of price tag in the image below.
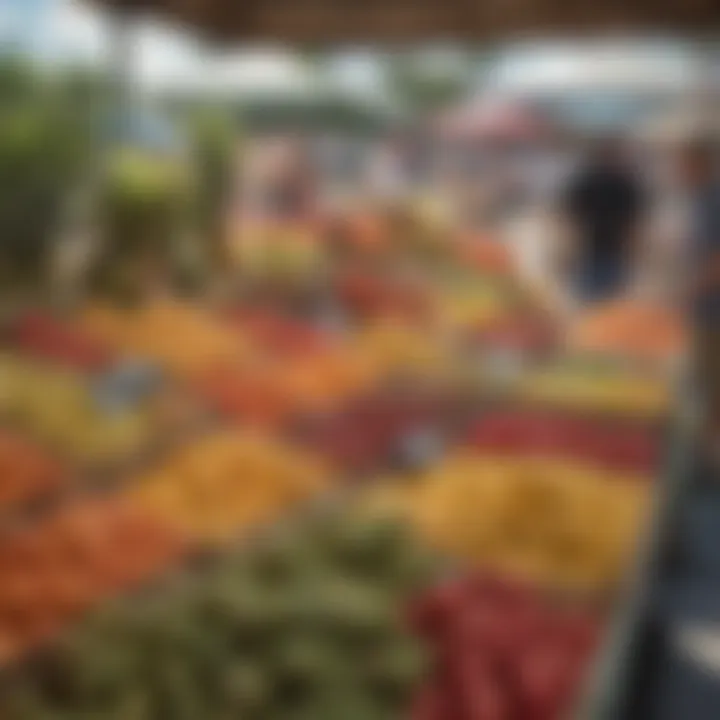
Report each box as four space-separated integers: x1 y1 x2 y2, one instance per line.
91 360 164 413
394 426 445 472
484 348 526 384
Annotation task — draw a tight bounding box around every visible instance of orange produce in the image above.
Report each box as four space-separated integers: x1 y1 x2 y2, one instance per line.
457 234 514 276
0 430 64 514
125 430 330 543
81 300 252 378
194 349 378 426
192 362 296 427
569 299 686 363
0 498 186 662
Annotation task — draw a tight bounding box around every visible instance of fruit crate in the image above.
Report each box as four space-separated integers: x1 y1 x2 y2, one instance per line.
573 394 699 719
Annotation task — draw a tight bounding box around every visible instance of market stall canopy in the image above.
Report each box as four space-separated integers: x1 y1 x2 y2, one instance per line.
433 98 554 143
93 0 719 41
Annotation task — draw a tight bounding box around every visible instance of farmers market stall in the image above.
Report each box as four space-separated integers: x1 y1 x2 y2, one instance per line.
0 198 688 719
4 2 711 718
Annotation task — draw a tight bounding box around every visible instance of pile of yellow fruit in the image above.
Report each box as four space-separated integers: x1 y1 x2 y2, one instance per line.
125 430 330 543
364 453 648 593
0 354 153 464
351 322 452 381
81 300 252 379
436 284 512 331
513 364 670 419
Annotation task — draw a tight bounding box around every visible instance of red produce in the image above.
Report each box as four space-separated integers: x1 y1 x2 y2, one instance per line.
12 312 114 372
409 574 601 720
514 639 585 720
464 410 659 474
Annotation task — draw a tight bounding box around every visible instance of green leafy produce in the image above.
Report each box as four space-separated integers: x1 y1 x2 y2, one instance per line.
2 513 436 720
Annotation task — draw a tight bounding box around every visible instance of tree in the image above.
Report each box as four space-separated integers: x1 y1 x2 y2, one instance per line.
384 49 478 116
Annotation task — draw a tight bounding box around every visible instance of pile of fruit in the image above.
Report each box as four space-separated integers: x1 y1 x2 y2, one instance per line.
125 430 329 543
0 354 156 465
81 300 251 379
295 389 453 475
9 312 114 373
463 410 660 474
409 574 601 720
221 309 336 358
568 299 686 365
0 429 64 515
193 348 378 428
0 199 680 720
2 513 435 719
365 453 649 592
512 358 671 419
0 497 186 662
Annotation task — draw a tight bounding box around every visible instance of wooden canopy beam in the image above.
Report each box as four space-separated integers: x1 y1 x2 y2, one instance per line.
91 0 720 42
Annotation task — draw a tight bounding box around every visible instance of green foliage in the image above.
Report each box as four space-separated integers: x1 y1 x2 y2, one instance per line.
90 148 193 301
0 56 94 290
188 107 236 264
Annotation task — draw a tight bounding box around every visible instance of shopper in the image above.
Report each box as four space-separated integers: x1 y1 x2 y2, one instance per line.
562 136 648 303
677 136 720 451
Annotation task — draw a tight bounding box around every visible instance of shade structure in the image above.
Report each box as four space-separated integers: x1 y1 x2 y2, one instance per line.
93 0 719 41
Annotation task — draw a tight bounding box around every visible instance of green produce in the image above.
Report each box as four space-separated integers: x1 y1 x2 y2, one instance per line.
3 513 436 719
90 149 193 302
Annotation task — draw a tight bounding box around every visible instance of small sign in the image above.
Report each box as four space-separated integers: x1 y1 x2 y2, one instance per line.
394 426 445 472
91 360 164 413
484 348 526 384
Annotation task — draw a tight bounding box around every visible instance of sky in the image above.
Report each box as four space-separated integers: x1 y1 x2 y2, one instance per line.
0 0 389 99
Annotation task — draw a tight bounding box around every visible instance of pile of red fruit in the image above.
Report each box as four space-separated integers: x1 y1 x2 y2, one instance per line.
295 391 451 474
10 313 114 373
335 270 433 324
0 498 186 661
468 315 557 356
464 410 659 474
222 309 335 358
409 574 601 720
0 430 64 515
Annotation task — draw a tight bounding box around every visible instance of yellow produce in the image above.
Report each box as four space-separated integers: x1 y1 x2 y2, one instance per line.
514 366 670 419
126 430 330 542
352 322 450 379
81 300 251 378
0 354 152 464
437 287 510 330
363 454 649 593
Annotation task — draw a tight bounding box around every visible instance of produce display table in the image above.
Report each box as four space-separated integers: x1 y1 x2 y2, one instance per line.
0 215 687 720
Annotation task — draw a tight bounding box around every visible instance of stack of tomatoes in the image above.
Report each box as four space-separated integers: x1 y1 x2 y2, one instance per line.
409 574 601 720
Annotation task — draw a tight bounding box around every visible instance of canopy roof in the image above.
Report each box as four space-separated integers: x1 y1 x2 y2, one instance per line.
94 0 719 41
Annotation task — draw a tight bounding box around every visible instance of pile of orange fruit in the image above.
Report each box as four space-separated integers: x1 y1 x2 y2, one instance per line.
0 497 186 662
82 300 252 378
569 299 686 364
125 430 329 542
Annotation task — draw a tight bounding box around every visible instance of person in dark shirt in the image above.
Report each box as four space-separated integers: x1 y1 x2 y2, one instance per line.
562 137 647 303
